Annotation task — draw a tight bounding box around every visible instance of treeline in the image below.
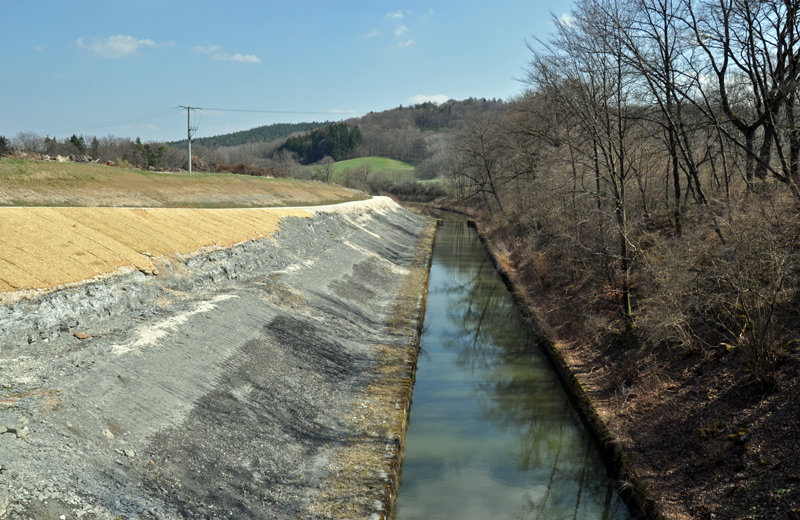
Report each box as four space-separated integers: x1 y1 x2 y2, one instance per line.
4 98 510 176
355 98 506 172
5 131 186 171
175 121 329 148
171 98 507 175
439 0 800 384
278 122 363 163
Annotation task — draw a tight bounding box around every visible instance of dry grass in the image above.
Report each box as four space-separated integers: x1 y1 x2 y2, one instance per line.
0 158 365 208
0 157 372 302
0 206 312 300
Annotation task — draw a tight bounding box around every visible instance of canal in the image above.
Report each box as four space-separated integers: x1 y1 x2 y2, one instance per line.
394 217 632 519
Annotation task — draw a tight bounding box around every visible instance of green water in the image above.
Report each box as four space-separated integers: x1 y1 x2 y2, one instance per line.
394 217 632 520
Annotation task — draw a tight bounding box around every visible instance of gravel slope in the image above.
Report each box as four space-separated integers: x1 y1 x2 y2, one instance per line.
0 197 431 519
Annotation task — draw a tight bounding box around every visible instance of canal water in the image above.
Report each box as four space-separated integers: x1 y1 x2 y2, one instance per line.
394 217 632 520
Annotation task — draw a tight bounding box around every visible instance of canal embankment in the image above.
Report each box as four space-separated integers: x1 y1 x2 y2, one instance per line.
464 218 663 520
394 216 632 520
0 197 434 520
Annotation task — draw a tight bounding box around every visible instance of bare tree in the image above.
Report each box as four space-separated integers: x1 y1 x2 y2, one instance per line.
449 112 522 216
353 161 373 187
13 131 44 153
684 0 800 196
524 0 645 322
313 156 336 183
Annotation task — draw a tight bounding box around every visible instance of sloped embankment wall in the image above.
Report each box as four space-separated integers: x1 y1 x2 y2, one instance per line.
0 197 434 520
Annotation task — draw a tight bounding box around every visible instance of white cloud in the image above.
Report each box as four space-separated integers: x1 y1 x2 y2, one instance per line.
387 10 404 19
194 44 222 54
394 25 409 37
75 34 156 58
325 109 360 115
557 13 575 26
365 29 379 38
409 94 450 105
222 53 261 63
398 39 415 47
34 46 46 53
195 44 261 64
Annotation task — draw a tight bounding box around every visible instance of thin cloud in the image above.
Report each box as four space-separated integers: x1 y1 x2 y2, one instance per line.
365 29 379 38
34 46 46 53
325 109 360 115
394 25 409 37
195 44 261 64
195 45 222 54
221 53 261 63
409 94 449 105
386 10 404 19
74 35 156 58
398 39 415 47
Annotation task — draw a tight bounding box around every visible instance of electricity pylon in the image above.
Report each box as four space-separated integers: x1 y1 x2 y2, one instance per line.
178 106 200 173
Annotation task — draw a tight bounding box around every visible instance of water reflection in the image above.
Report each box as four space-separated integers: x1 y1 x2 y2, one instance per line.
395 218 630 520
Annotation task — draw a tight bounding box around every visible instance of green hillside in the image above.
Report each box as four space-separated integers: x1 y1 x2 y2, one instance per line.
331 157 417 177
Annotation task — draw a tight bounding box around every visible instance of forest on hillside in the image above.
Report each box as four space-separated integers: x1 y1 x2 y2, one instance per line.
175 121 329 149
433 0 800 517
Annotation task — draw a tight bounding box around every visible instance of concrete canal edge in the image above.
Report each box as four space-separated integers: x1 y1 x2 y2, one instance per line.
307 217 439 520
466 220 665 520
0 199 438 520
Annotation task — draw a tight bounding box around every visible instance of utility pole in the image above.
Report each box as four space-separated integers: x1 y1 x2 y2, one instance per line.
178 106 200 173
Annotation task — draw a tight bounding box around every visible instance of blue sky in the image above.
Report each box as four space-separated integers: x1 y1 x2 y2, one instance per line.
1 1 573 143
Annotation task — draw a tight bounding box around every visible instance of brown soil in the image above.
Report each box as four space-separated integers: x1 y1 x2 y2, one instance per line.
549 325 800 519
463 213 800 520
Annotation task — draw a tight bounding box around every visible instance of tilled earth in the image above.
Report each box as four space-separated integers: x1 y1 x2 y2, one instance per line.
0 200 429 519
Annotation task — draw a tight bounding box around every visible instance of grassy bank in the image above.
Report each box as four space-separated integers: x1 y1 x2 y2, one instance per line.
330 157 417 179
0 158 364 208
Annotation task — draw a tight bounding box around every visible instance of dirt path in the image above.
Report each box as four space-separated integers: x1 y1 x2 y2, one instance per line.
0 198 433 519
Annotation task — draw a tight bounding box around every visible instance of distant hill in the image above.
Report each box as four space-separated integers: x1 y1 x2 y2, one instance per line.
168 98 508 175
171 121 329 148
172 98 507 153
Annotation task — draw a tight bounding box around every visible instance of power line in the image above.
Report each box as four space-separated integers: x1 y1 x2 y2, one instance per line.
49 106 360 138
201 107 361 116
51 108 180 135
